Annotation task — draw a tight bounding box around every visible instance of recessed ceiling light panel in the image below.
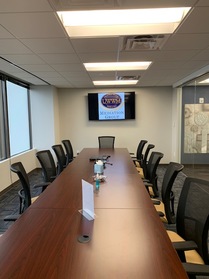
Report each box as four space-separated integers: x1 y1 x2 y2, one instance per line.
84 61 152 71
199 78 209 84
93 80 138 86
57 7 191 37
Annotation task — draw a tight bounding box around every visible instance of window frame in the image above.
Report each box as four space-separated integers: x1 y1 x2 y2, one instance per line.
0 74 31 161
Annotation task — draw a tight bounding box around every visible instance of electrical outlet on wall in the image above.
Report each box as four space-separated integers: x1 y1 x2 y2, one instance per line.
199 97 204 104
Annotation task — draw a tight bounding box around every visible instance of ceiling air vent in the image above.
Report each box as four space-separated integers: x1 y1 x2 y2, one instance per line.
122 35 169 51
117 75 140 80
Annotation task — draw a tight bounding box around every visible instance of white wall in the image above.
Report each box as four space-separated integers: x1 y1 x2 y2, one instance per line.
171 87 182 162
30 85 58 152
58 87 173 163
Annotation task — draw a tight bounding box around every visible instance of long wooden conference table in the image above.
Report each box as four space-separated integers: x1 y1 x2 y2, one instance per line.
0 148 188 278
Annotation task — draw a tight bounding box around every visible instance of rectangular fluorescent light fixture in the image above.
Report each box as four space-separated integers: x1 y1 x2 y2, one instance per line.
199 78 209 84
57 7 191 37
93 80 138 86
84 62 151 71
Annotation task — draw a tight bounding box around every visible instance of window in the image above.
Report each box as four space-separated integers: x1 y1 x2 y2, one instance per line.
0 78 6 160
7 81 30 156
0 76 31 160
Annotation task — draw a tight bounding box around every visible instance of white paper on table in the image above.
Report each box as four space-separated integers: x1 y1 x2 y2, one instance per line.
81 179 95 220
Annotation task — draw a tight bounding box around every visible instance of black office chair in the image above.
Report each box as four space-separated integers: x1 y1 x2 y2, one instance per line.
167 177 209 278
152 162 184 224
98 136 115 148
36 150 57 183
131 139 148 167
52 144 67 174
10 162 49 214
143 151 164 197
62 139 74 164
137 143 155 177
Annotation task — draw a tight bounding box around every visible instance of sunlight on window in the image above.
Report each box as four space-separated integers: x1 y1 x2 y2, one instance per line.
7 81 30 156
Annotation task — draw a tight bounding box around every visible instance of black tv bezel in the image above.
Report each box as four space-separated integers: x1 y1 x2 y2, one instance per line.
88 91 135 121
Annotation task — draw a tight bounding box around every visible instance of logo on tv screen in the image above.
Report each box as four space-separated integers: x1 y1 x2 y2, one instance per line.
98 93 125 120
101 94 122 109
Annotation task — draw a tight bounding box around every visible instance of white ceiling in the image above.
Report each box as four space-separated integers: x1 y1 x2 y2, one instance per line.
0 0 209 88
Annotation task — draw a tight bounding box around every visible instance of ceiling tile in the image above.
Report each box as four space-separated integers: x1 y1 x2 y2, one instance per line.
39 53 80 64
0 0 52 12
178 7 209 34
0 39 32 54
21 38 75 54
1 54 45 65
163 34 209 50
0 13 65 38
0 0 207 88
71 37 120 53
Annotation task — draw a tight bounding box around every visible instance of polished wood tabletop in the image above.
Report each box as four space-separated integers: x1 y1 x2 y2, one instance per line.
31 148 156 210
0 148 188 279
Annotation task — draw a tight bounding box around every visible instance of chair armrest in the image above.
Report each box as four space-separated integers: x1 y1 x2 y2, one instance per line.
182 262 209 276
33 182 50 188
142 178 149 182
152 199 161 205
143 181 152 187
173 240 198 251
34 182 50 192
18 189 24 199
50 175 57 180
157 211 165 217
172 240 198 262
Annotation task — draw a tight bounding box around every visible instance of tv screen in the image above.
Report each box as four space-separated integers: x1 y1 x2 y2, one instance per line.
88 92 135 121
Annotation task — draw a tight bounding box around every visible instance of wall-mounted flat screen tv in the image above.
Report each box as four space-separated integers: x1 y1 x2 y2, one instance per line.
88 92 135 121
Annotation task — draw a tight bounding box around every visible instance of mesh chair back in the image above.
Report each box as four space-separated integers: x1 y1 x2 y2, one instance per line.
52 144 66 174
62 139 74 164
176 177 209 264
136 140 148 162
10 162 32 212
36 150 57 183
161 162 184 224
141 144 155 177
98 136 115 148
146 151 164 197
